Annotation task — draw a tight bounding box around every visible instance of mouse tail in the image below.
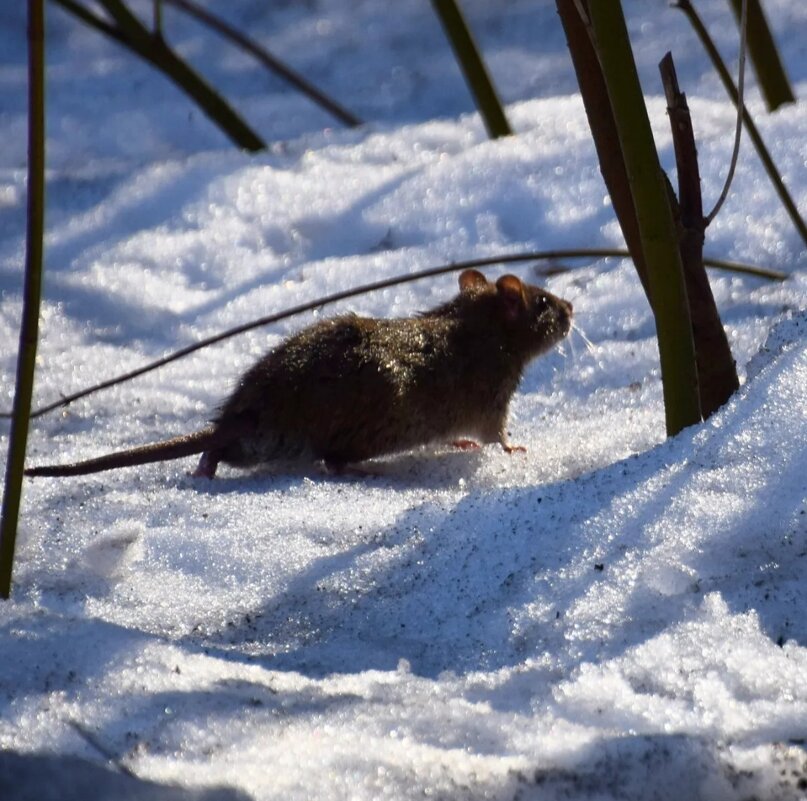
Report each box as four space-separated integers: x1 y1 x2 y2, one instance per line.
25 427 224 477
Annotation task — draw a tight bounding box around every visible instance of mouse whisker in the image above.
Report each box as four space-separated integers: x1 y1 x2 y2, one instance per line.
570 322 597 356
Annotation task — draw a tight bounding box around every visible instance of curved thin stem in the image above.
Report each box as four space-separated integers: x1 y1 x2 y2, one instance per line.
7 248 785 422
674 0 807 248
705 0 747 224
728 0 795 111
161 0 362 128
51 0 266 151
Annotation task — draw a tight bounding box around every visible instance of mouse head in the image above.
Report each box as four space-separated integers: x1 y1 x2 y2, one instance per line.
458 269 573 358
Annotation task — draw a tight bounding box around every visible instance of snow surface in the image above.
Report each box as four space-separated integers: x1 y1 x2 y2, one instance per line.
1 1 806 799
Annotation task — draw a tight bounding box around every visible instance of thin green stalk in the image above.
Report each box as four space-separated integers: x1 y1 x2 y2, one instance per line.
727 0 795 110
675 0 807 248
587 1 701 435
556 0 655 301
1 0 46 599
431 0 512 139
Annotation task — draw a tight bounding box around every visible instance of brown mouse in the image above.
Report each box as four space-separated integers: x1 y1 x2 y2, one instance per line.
25 269 572 479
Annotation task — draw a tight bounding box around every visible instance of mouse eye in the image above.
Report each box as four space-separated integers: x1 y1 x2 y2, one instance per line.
534 294 549 313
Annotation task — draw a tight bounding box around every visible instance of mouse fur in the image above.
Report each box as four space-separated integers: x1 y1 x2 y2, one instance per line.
25 269 572 479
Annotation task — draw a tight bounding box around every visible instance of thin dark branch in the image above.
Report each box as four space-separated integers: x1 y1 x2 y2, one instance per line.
661 52 703 226
674 0 807 248
702 256 784 279
162 0 362 128
661 52 739 418
51 0 126 42
53 0 266 151
5 248 784 422
67 721 138 779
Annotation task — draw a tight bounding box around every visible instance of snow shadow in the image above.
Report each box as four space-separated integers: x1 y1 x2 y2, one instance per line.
0 614 152 720
0 750 250 801
182 464 655 679
181 342 805 683
510 732 771 801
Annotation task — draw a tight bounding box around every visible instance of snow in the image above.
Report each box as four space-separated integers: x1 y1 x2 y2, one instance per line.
1 0 806 798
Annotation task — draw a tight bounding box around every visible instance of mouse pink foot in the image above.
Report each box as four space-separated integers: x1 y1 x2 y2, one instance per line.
452 439 480 450
503 444 527 454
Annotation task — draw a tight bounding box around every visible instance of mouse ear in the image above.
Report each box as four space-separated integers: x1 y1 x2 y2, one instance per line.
495 275 526 321
459 269 489 293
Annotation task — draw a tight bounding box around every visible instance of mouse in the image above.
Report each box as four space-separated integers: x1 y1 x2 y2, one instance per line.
25 269 572 479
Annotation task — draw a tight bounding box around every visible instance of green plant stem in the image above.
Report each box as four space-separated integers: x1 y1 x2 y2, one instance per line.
555 0 651 298
12 248 783 423
162 0 361 128
727 0 795 110
430 0 512 139
587 1 701 435
1 0 46 599
675 0 807 249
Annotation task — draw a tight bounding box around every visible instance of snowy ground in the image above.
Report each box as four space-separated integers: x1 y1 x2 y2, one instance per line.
1 1 806 799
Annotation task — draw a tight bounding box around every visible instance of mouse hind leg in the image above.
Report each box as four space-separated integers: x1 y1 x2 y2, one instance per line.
192 450 220 478
193 414 261 477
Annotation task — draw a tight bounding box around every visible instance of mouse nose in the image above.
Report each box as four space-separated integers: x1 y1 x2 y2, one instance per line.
562 298 573 317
